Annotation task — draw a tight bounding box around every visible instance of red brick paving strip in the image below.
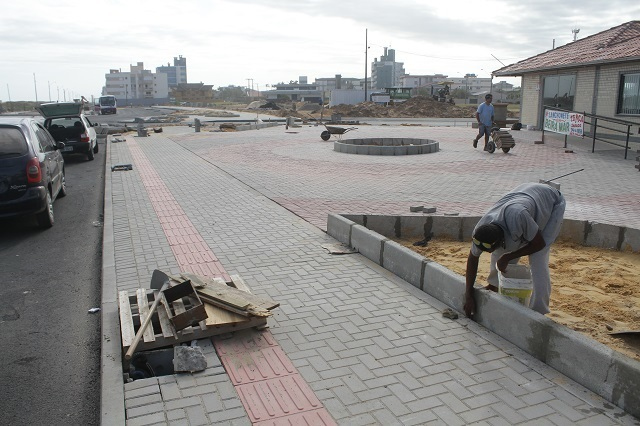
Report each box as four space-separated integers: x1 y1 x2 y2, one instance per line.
127 138 337 425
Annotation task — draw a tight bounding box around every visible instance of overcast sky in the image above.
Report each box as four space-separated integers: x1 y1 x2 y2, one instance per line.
1 0 638 102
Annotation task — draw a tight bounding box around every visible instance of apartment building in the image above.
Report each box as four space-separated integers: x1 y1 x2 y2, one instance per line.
103 62 169 106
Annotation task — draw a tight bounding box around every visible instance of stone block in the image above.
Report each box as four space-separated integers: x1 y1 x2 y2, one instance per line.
382 240 426 288
342 214 365 226
381 146 395 156
399 216 428 239
355 145 368 155
406 145 421 155
423 262 465 308
368 145 382 155
546 323 615 399
365 215 398 239
474 289 555 361
558 219 587 244
351 224 387 265
608 354 640 418
461 216 482 240
327 213 355 245
621 226 640 252
431 216 463 240
586 222 621 249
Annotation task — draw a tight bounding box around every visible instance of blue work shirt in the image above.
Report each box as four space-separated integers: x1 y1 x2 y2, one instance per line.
477 102 494 126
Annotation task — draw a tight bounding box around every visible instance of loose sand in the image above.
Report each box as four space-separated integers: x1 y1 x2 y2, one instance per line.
396 238 640 361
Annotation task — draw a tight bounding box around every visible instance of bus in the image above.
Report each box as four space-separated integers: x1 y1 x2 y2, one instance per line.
98 95 117 115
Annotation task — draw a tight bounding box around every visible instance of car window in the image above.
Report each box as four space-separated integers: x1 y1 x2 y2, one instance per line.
32 122 57 152
0 126 29 157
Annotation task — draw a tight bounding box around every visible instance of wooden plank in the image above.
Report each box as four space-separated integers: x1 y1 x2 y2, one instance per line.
157 293 178 339
197 292 271 317
196 279 279 311
229 274 252 293
136 289 156 343
118 291 136 348
204 302 247 326
172 298 192 335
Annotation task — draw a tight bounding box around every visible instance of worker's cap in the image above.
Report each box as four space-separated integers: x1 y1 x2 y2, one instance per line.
472 224 503 252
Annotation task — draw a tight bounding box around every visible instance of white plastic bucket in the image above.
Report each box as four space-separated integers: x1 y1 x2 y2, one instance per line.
498 264 533 307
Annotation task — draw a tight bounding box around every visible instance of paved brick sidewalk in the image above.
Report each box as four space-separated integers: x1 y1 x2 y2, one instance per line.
104 125 639 425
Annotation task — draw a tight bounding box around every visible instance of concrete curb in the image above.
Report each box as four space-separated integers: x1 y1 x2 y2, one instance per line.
326 212 640 419
100 137 126 425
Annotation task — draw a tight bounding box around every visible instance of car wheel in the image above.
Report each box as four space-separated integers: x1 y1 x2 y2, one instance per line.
93 141 99 154
36 191 54 228
58 171 67 198
87 149 95 161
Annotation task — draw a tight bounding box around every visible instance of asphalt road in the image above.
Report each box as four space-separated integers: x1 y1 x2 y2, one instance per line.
0 138 106 425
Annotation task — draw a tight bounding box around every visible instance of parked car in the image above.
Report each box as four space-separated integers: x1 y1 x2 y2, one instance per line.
0 116 66 228
36 102 98 161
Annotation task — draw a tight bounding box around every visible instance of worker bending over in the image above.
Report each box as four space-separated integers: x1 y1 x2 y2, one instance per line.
464 183 566 317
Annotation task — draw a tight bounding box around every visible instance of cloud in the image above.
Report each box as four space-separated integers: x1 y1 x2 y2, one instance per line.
1 0 639 100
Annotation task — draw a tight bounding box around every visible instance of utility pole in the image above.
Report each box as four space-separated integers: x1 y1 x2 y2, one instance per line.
33 73 38 102
7 84 11 102
48 81 52 101
364 28 368 103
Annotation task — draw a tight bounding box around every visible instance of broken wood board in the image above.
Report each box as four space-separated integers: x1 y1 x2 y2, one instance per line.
177 273 279 316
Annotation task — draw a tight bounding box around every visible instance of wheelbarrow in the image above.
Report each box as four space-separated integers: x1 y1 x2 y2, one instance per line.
320 124 357 141
486 126 516 153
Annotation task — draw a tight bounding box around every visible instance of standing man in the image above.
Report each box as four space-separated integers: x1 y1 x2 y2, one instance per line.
473 94 494 150
464 183 566 318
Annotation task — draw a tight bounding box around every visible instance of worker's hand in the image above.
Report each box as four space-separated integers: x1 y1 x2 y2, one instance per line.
463 292 476 319
497 256 510 273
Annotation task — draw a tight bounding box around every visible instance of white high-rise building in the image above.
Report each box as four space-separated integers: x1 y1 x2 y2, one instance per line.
103 62 169 105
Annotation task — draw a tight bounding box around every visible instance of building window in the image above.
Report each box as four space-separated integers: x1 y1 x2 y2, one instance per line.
617 72 640 115
543 74 575 110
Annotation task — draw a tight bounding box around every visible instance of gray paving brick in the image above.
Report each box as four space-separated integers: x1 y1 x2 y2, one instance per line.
127 402 166 420
185 404 210 426
520 402 558 420
126 411 167 426
166 409 186 421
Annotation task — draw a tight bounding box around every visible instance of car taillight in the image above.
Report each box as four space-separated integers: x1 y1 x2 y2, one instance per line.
27 157 42 183
80 133 90 142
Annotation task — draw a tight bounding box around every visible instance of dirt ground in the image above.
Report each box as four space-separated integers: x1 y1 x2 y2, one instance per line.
395 238 640 361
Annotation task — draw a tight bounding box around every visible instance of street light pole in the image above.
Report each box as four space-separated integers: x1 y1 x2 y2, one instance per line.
364 28 368 103
33 73 38 102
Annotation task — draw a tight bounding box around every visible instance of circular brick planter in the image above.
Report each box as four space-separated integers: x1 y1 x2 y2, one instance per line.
334 138 439 155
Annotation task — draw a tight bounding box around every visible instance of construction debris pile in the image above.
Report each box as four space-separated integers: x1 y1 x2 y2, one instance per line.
329 96 477 118
242 96 481 120
119 269 279 379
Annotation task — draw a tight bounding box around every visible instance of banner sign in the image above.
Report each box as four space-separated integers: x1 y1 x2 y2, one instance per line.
544 110 584 137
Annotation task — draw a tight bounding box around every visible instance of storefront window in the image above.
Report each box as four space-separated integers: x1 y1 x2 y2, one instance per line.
543 75 576 111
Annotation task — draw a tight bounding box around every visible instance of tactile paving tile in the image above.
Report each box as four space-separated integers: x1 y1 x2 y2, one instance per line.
253 409 336 426
215 330 336 424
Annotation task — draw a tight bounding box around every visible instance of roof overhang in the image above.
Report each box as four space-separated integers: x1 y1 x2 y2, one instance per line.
493 56 640 77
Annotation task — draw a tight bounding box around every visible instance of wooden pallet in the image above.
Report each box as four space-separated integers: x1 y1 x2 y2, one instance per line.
118 275 268 356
